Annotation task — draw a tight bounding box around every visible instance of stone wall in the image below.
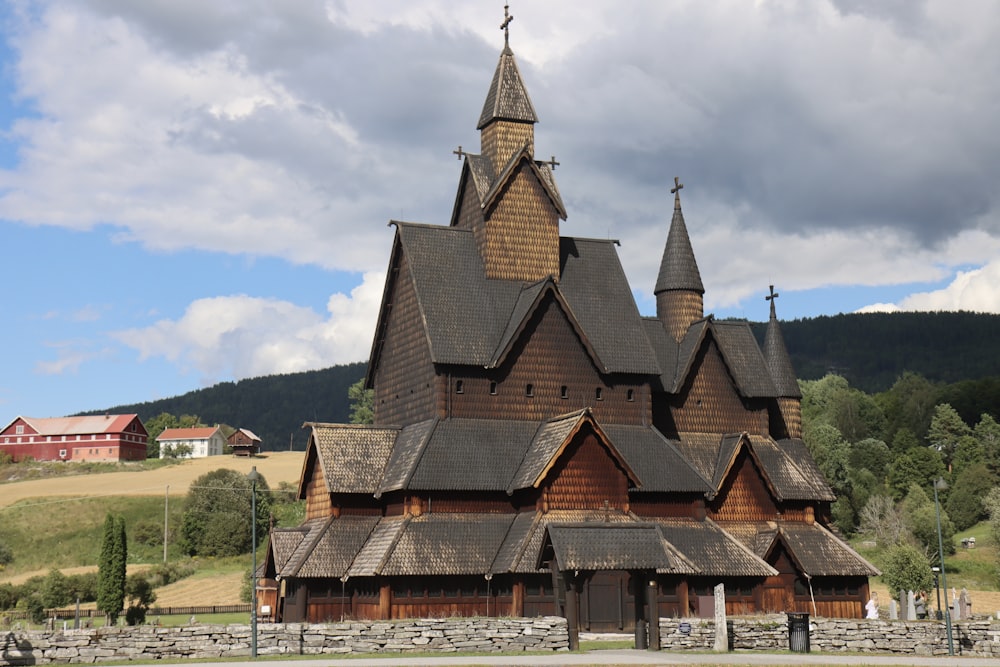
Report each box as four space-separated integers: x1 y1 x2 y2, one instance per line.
0 617 567 665
658 615 1000 657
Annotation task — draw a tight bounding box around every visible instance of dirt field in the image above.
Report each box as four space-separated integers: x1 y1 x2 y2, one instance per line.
0 451 305 509
869 581 1000 618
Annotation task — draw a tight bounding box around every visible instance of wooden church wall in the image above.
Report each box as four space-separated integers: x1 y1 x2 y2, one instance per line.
373 252 437 426
303 448 332 520
447 293 646 424
709 450 776 521
544 430 629 511
453 176 484 230
476 162 560 282
670 339 767 435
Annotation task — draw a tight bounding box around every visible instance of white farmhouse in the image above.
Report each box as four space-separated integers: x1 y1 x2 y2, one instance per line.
156 426 226 458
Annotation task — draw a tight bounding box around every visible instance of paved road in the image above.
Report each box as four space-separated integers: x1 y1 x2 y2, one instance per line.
157 649 998 667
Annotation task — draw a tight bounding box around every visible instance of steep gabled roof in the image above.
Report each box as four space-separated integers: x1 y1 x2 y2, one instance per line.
664 318 776 398
507 409 639 493
481 144 567 219
379 514 517 576
369 223 659 375
304 423 398 495
603 424 713 495
294 516 382 578
763 291 802 398
734 521 881 577
645 517 777 577
747 435 834 501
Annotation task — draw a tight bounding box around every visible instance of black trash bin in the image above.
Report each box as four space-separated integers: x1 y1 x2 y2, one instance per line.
787 612 810 653
726 619 734 651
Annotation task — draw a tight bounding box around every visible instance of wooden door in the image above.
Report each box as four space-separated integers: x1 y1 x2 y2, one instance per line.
584 571 634 632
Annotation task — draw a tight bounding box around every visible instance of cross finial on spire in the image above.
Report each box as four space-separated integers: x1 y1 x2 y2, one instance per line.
501 4 514 46
766 284 780 318
670 176 684 210
545 155 560 170
453 145 466 160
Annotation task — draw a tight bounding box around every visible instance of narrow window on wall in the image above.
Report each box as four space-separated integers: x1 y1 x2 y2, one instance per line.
455 380 464 394
560 385 568 399
526 383 534 397
626 389 635 402
489 381 498 395
595 387 603 401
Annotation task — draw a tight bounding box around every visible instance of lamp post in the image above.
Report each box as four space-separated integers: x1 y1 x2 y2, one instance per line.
933 477 953 656
248 466 261 659
931 567 941 620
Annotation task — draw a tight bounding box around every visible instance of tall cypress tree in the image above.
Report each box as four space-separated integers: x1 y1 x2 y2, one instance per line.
97 513 127 625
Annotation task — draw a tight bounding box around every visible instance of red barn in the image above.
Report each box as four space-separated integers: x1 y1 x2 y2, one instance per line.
0 414 148 462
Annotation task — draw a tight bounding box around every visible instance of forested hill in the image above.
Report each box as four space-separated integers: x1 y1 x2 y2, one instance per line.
88 362 367 452
755 311 1000 393
84 312 1000 452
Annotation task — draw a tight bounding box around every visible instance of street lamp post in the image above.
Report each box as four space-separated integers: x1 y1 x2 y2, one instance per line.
931 567 941 620
248 466 261 659
933 477 953 656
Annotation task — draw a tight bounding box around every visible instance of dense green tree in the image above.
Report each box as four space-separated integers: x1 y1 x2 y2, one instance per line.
951 435 983 478
891 428 920 453
976 414 1000 478
901 484 956 558
849 438 891 481
927 404 972 472
97 514 127 624
887 448 945 500
348 378 374 425
945 463 994 531
180 468 272 557
881 543 934 599
984 487 1000 573
804 423 851 493
40 569 73 609
0 540 12 568
877 372 937 445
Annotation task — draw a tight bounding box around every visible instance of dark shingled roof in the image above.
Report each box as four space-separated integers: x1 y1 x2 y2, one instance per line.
508 411 585 492
380 514 517 576
774 438 836 501
559 238 661 374
377 418 437 495
775 522 881 577
309 423 397 494
711 321 777 398
506 510 638 574
491 512 541 574
654 193 703 295
673 432 726 484
348 516 409 578
262 526 309 578
748 435 834 501
278 518 330 578
478 43 538 129
404 419 539 491
603 424 712 494
394 223 659 375
296 516 381 578
763 296 802 398
542 523 677 571
647 517 777 577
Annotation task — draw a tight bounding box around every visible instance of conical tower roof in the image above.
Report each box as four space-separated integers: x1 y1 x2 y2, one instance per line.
763 286 801 398
654 178 704 295
477 29 538 129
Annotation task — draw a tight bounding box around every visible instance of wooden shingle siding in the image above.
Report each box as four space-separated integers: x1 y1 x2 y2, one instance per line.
374 253 436 426
481 121 533 174
670 339 767 435
476 162 559 282
447 295 645 424
659 292 704 343
710 452 776 521
455 176 483 230
305 461 332 521
544 432 629 511
775 397 802 439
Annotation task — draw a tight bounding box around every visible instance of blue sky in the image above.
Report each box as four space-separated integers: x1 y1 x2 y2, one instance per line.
2 1 999 419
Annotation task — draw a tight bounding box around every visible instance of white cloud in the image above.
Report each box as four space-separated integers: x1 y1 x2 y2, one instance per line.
112 272 384 383
859 260 1000 314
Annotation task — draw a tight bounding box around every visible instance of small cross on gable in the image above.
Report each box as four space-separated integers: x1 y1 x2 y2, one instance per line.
453 145 466 160
670 176 684 195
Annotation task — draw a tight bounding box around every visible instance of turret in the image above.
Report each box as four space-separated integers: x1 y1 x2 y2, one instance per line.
763 286 803 439
654 178 704 342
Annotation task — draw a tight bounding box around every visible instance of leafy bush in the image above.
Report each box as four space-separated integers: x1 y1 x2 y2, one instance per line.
0 541 13 567
881 543 934 598
180 469 272 557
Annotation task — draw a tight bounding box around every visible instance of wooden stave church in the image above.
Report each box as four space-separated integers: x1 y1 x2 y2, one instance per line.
258 19 878 631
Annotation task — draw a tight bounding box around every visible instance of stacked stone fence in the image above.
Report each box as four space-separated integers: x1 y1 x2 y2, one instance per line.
0 617 567 665
4 614 1000 664
658 614 1000 656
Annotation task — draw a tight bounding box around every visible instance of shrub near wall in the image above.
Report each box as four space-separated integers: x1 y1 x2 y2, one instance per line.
0 617 568 665
657 615 1000 657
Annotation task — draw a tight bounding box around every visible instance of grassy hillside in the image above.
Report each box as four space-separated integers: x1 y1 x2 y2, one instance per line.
0 451 304 582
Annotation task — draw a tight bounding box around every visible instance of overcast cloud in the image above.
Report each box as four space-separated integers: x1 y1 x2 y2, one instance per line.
1 0 999 411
